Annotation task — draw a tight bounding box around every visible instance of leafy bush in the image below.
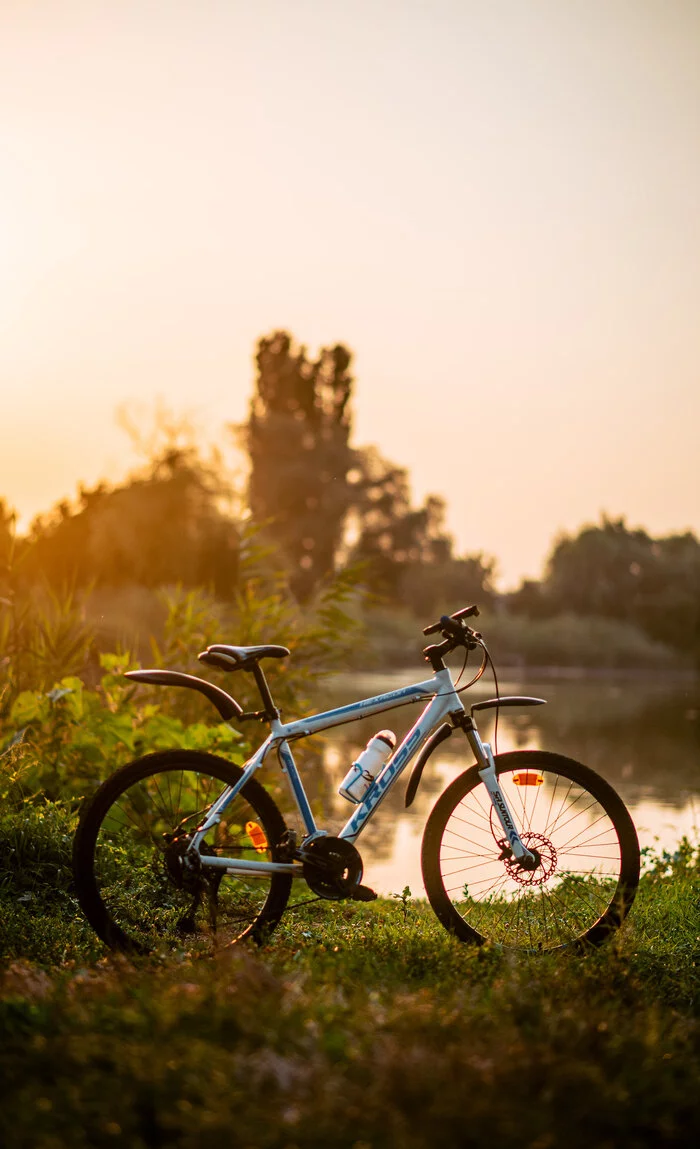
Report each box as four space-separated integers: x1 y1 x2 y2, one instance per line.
2 653 248 803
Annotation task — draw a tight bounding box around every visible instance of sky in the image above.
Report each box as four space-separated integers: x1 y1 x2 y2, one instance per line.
1 0 698 588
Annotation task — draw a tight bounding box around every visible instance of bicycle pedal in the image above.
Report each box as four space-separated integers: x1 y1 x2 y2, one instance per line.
348 883 377 903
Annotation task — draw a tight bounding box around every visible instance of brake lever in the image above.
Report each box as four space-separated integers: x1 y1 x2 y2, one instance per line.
423 604 480 638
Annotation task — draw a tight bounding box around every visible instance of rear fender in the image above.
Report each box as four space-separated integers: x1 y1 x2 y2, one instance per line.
125 670 243 722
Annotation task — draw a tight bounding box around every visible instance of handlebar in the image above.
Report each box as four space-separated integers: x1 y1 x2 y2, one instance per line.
423 604 480 637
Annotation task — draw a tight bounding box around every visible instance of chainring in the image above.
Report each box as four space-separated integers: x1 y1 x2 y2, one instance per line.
301 836 364 900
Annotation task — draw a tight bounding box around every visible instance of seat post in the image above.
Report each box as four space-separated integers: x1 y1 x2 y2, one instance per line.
252 664 278 719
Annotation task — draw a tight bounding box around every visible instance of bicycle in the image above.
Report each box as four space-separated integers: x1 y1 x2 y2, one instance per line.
72 605 640 954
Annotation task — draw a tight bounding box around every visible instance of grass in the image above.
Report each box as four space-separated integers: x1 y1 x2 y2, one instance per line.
1 808 700 1148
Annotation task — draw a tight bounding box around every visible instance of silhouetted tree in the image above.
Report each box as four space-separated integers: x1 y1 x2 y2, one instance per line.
347 448 451 599
241 331 496 611
241 331 356 601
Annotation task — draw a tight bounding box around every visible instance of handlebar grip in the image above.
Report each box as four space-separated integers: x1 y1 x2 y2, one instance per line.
423 605 480 636
452 604 480 620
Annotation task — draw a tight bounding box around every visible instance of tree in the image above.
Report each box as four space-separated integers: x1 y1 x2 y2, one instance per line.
241 330 495 612
347 448 450 601
22 447 240 598
511 516 700 662
241 331 356 601
399 553 496 620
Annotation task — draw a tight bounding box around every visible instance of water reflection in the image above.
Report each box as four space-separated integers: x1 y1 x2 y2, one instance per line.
313 672 700 897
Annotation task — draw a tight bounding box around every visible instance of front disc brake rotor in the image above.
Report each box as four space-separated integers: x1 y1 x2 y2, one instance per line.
504 832 557 886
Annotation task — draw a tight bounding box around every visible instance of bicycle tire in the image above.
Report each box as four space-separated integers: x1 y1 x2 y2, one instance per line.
421 750 639 952
73 750 292 954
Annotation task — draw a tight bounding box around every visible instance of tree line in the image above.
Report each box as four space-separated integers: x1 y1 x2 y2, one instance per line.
1 330 699 663
1 330 494 619
509 516 700 663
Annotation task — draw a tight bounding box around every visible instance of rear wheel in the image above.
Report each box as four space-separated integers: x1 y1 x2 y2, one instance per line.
421 750 639 952
73 750 292 954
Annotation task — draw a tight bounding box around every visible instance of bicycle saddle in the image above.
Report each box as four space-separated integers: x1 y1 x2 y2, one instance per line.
198 644 290 672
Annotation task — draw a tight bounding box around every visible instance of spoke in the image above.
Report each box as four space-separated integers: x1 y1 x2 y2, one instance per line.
443 826 496 850
547 801 605 844
165 769 176 820
449 811 496 836
554 812 615 852
149 773 175 827
542 774 564 838
111 792 162 845
539 888 568 943
539 886 551 946
544 785 594 837
441 858 503 877
547 877 602 932
507 772 542 838
447 869 515 893
445 869 510 900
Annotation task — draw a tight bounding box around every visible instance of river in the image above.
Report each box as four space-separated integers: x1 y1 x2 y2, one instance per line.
305 670 700 898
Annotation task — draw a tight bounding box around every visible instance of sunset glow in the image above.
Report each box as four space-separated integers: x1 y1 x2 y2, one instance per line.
1 0 698 586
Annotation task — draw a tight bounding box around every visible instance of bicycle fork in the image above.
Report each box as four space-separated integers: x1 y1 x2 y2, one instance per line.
460 717 536 865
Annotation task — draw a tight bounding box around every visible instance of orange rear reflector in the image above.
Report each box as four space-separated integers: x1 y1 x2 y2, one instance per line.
246 821 268 852
512 771 544 787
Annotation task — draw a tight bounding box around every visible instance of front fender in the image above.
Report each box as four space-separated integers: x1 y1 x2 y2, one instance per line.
125 670 243 722
404 722 453 808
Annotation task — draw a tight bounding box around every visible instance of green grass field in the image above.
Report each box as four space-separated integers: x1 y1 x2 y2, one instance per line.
1 811 699 1148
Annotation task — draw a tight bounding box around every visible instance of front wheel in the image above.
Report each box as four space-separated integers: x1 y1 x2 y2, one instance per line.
421 750 640 952
73 750 292 954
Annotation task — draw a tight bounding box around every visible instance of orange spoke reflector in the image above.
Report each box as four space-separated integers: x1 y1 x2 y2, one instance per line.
246 821 268 852
512 771 544 787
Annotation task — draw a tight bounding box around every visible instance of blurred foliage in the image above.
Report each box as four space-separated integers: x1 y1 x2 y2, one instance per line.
18 446 240 599
145 556 364 722
239 330 495 611
347 445 453 601
1 653 248 803
2 338 699 669
509 515 700 665
0 518 362 810
0 520 95 707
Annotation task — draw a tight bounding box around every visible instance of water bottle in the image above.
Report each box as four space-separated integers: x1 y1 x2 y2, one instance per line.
338 730 396 804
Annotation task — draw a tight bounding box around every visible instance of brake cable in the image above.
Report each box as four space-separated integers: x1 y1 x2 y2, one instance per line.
482 642 501 755
452 642 488 695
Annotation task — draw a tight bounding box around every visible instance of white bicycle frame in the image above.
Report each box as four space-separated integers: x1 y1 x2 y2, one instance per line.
188 664 535 878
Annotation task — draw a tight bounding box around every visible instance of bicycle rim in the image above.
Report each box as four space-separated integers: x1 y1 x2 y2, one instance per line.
422 750 640 952
73 751 292 954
